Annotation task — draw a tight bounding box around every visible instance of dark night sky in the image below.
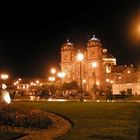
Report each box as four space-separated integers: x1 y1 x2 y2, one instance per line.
0 1 140 79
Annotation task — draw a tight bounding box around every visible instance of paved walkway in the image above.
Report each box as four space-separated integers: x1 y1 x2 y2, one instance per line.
0 112 72 140
14 98 140 103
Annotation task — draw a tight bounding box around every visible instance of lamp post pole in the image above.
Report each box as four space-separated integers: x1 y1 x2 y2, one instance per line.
119 76 121 93
79 60 83 101
57 72 65 85
77 51 84 101
92 62 97 95
94 67 96 86
82 79 86 92
57 72 66 96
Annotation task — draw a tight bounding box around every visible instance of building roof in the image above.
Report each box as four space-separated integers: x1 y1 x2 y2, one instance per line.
102 49 115 59
111 65 125 73
61 39 75 51
89 35 100 42
87 35 102 48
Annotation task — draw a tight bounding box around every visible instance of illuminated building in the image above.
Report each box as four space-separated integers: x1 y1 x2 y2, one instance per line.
60 35 116 91
60 35 140 95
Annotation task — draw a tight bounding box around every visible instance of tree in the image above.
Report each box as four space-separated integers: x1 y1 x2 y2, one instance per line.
70 81 79 90
61 81 79 99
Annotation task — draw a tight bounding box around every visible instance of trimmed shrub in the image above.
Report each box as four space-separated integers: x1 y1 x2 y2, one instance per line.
0 104 52 129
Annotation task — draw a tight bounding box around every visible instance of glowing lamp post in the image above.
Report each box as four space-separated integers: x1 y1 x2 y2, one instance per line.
50 68 56 74
82 79 86 92
110 80 113 84
77 51 84 101
57 72 65 84
127 70 130 74
18 78 22 81
92 62 97 82
119 76 121 93
57 72 66 95
92 62 97 95
36 80 40 84
106 78 110 83
48 76 55 83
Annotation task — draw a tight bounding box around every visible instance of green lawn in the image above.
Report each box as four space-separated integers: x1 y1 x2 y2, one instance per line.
1 101 140 140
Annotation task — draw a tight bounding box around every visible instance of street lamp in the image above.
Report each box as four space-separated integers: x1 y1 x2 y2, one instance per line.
77 51 84 101
18 78 22 81
57 72 66 84
48 76 55 83
50 68 56 74
36 80 40 84
92 62 97 94
57 72 66 95
106 78 113 88
118 76 121 93
82 79 86 92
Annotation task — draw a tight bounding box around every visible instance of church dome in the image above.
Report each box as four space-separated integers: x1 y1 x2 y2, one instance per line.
87 35 102 48
102 49 115 58
61 39 75 51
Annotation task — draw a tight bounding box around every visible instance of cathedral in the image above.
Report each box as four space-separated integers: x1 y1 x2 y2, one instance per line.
60 35 140 95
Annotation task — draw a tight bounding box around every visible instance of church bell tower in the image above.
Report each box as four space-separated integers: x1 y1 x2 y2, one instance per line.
86 35 105 89
60 40 75 82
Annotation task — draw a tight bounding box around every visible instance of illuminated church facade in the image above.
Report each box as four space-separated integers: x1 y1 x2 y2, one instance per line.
60 35 140 95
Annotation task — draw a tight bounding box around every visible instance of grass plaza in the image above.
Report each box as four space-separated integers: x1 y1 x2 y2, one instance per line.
0 101 140 140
